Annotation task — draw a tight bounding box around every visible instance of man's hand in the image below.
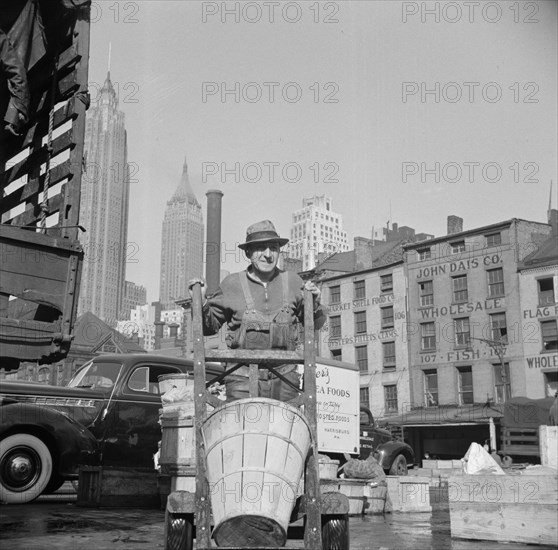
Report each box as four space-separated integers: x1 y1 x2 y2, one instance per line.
304 281 321 305
188 277 207 302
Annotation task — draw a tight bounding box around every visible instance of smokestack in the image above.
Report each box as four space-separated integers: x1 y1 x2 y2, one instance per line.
154 321 164 350
447 215 463 235
205 190 224 296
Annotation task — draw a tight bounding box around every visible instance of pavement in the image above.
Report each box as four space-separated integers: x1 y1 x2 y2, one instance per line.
0 485 556 550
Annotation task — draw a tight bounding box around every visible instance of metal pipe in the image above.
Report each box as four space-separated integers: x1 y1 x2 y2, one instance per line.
205 190 223 296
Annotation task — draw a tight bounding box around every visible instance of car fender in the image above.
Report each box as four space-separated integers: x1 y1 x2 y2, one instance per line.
373 440 415 470
0 402 99 478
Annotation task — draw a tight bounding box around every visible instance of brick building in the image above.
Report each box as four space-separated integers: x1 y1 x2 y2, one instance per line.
518 210 558 398
319 260 410 419
399 216 552 459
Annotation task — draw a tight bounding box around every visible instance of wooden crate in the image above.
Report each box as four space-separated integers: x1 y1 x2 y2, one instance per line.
501 427 540 456
540 426 558 469
77 467 160 508
448 474 558 545
320 479 366 515
385 476 433 513
363 482 387 514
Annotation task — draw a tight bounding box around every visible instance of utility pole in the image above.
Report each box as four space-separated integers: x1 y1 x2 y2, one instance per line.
470 336 508 400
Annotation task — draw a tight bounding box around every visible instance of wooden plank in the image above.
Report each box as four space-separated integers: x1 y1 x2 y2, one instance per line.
6 193 64 229
205 349 302 364
450 502 557 545
0 130 75 189
447 475 558 504
22 98 78 145
539 426 558 469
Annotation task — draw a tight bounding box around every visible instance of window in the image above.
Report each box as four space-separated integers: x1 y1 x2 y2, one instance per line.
541 320 558 351
354 311 367 334
454 317 470 347
419 281 433 307
486 233 501 247
329 316 341 339
354 280 366 300
457 366 473 405
452 275 468 303
538 278 556 306
424 370 439 406
356 345 368 372
360 386 370 408
384 385 398 414
331 349 342 361
380 274 393 293
421 322 436 350
493 363 511 403
544 372 558 397
489 313 508 343
329 285 341 304
487 268 505 297
417 248 431 261
451 240 466 254
383 341 396 368
381 306 394 329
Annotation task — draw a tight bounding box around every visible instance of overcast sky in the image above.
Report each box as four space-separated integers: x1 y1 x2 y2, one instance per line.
88 0 557 303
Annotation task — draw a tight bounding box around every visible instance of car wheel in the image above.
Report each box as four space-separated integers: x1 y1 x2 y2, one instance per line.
321 514 350 550
44 473 65 494
165 511 194 550
389 454 408 476
0 434 53 504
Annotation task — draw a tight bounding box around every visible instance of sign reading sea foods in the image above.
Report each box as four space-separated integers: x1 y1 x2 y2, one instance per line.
314 357 360 454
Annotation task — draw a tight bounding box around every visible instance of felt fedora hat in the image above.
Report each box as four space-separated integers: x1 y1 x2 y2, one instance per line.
238 220 289 250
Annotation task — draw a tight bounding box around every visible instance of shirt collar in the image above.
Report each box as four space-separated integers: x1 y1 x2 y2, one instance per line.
246 266 281 285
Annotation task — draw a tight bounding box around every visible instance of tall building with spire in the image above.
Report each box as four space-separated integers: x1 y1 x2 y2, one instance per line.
77 71 129 327
289 195 349 270
159 159 204 310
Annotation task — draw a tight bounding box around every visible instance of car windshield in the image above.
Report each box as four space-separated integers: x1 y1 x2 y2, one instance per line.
67 361 121 390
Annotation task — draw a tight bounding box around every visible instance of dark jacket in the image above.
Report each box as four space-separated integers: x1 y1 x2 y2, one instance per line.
202 267 326 350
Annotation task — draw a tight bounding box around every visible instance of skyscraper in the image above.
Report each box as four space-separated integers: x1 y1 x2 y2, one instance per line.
78 72 129 327
289 195 349 270
159 159 204 310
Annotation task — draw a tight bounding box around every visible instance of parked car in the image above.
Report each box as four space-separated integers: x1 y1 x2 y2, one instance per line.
0 354 223 504
358 407 415 475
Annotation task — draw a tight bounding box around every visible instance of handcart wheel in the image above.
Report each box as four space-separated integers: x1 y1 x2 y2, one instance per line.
165 511 194 550
321 513 350 550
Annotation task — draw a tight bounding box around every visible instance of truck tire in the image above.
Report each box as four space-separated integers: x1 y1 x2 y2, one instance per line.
0 434 53 504
389 454 408 476
165 511 194 550
322 514 350 550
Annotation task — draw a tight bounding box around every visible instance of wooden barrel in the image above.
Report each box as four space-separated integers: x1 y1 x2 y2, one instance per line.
159 408 195 477
202 398 311 548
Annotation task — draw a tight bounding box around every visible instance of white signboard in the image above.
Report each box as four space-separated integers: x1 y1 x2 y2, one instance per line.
314 357 360 454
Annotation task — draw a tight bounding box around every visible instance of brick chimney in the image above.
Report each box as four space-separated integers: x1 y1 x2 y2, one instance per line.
549 208 558 234
154 321 165 350
447 215 463 235
168 323 179 338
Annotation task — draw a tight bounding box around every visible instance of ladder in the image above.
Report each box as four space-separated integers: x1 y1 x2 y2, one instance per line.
163 283 349 549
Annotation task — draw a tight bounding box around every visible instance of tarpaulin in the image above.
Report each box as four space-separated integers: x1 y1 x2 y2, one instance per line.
501 396 555 428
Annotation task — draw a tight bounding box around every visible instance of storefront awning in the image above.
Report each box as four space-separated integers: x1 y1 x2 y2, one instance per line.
382 403 504 427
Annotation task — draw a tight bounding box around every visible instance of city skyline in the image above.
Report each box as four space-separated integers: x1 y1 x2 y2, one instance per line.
87 1 557 303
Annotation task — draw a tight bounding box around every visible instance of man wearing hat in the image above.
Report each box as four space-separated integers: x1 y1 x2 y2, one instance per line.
188 220 325 401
